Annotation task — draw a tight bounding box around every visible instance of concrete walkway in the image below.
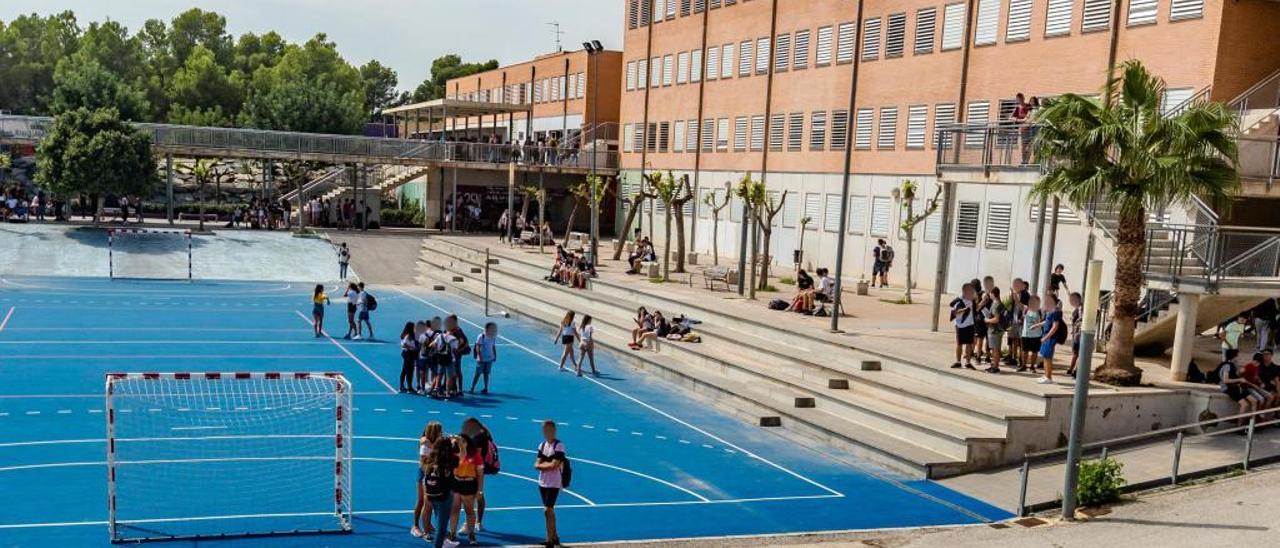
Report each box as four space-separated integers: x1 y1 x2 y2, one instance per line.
323 228 429 284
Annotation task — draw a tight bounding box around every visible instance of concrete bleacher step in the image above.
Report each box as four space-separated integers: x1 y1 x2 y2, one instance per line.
418 240 1021 473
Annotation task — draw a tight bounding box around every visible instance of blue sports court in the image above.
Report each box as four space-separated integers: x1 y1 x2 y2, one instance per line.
0 276 1009 546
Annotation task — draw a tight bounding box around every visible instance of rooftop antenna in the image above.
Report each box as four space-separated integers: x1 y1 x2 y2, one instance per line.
546 21 564 52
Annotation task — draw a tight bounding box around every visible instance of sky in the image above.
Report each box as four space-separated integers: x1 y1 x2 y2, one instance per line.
0 0 625 92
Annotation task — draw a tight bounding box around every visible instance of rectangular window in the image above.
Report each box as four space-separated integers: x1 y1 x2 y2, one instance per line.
985 202 1012 250
966 100 990 125
781 191 799 228
1046 0 1074 36
666 0 677 19
731 192 743 222
906 105 928 149
628 0 639 29
774 33 790 72
677 51 690 84
1082 0 1112 32
838 22 859 63
733 116 748 151
695 0 706 12
623 123 634 152
803 193 821 230
750 115 765 151
787 112 804 151
658 121 670 152
637 59 648 88
942 3 966 50
1029 202 1082 224
830 110 849 151
715 118 729 151
816 26 834 66
755 37 770 74
651 57 661 88
769 113 785 151
1006 0 1033 41
915 7 937 54
686 119 699 151
721 43 735 78
646 122 658 151
1127 0 1158 26
855 108 874 149
691 49 703 82
673 120 685 152
1162 87 1195 115
793 30 810 69
870 196 892 237
810 111 827 151
847 195 867 234
955 201 980 246
933 102 956 148
885 13 906 58
1170 0 1204 21
662 54 673 86
925 195 943 242
681 0 691 17
576 73 584 98
878 107 898 149
626 61 637 90
859 19 879 61
701 118 714 151
823 194 842 232
706 46 719 80
975 0 1000 46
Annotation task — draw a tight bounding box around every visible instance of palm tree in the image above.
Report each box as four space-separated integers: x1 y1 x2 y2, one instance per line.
179 159 215 232
1031 60 1239 386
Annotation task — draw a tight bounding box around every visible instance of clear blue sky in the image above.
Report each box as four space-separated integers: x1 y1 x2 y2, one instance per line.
0 0 625 91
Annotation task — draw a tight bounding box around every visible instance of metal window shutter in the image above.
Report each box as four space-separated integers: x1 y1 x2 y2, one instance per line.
673 121 685 152
1161 87 1195 115
878 107 898 149
1045 0 1073 36
975 0 1000 46
915 7 937 54
651 57 661 88
734 116 748 151
750 115 765 151
681 0 691 16
686 119 699 151
1082 0 1111 32
823 194 842 232
907 105 929 149
860 19 880 61
816 26 834 66
659 122 670 152
722 43 735 78
985 203 1012 250
647 122 658 151
691 49 703 82
855 108 874 149
1029 203 1082 224
629 0 639 28
677 52 689 84
955 201 980 246
663 55 673 86
998 98 1018 121
641 0 651 26
966 101 990 125
870 196 892 237
756 37 770 75
780 190 799 227
830 110 850 151
804 193 822 229
701 118 714 151
1170 0 1204 20
731 193 743 222
810 111 827 151
667 0 677 18
706 47 719 80
1006 0 1033 41
774 33 791 72
788 113 804 151
627 62 637 90
886 13 906 57
695 0 705 14
1127 0 1158 26
942 3 966 50
793 30 810 68
623 124 634 152
769 113 786 151
924 198 943 242
716 118 729 150
848 196 868 234
739 40 753 76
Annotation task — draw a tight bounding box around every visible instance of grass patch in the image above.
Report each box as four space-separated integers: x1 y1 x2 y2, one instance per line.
759 284 779 293
879 297 912 305
779 276 796 285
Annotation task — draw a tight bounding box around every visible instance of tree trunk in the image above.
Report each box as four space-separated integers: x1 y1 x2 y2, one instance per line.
748 214 758 299
1098 208 1146 386
612 196 643 261
758 227 773 291
662 209 673 281
673 203 687 273
520 194 530 223
711 216 720 266
93 195 103 226
904 235 915 304
562 201 579 245
198 186 206 232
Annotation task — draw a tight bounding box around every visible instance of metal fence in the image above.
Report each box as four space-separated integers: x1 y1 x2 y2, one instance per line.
1144 223 1280 285
935 123 1040 170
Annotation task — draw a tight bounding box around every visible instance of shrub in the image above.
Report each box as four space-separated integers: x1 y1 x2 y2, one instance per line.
1076 457 1125 507
380 207 424 227
780 276 796 285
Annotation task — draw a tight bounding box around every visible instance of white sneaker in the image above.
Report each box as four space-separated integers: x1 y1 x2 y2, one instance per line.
353 335 362 340
1036 377 1053 384
475 521 483 532
410 526 423 538
459 524 470 535
442 539 460 548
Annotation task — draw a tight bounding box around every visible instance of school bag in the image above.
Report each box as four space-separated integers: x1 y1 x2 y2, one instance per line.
452 329 470 357
1054 315 1069 344
482 435 501 475
364 293 378 311
540 440 572 489
423 466 449 500
878 246 895 263
768 299 788 310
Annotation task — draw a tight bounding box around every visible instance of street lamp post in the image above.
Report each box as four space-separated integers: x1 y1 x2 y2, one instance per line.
1062 259 1104 519
583 40 604 264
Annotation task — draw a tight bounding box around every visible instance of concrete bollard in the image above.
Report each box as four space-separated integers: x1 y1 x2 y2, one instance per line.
759 416 782 427
859 360 882 371
828 379 850 389
794 397 816 408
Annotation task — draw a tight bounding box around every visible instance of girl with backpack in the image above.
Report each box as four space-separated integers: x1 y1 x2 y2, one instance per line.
461 418 500 534
413 422 444 540
449 434 484 545
422 436 457 548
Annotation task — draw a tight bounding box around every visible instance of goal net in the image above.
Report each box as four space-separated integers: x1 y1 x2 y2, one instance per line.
108 228 193 280
105 372 352 543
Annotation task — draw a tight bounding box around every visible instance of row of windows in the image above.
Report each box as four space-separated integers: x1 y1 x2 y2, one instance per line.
628 0 745 29
955 201 1082 249
449 72 586 105
625 0 1206 92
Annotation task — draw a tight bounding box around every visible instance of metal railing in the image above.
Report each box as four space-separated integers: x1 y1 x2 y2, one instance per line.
1238 136 1280 193
1016 407 1280 516
1144 223 1280 285
1229 67 1280 119
0 114 619 170
936 122 1041 170
280 165 349 203
1164 86 1213 117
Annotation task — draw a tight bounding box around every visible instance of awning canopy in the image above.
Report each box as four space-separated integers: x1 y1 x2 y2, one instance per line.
383 98 532 119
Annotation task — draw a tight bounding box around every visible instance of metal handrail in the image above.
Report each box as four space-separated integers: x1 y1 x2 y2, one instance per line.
1229 66 1280 115
1164 86 1212 117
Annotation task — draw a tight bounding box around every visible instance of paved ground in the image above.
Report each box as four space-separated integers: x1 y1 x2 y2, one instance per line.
323 228 429 284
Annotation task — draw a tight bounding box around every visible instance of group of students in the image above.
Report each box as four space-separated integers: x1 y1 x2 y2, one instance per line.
547 244 597 289
624 237 658 274
950 265 1079 385
400 318 500 398
412 418 570 548
1216 347 1280 426
786 267 837 315
628 306 699 350
308 281 375 340
552 312 599 377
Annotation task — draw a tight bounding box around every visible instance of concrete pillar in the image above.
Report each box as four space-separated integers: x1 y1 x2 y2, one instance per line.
1170 292 1202 381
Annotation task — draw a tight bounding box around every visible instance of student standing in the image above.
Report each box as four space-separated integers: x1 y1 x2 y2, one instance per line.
311 284 329 337
872 239 894 288
446 315 469 398
981 287 1006 374
470 322 499 394
1037 293 1064 384
535 421 566 548
422 437 457 548
355 282 374 340
343 282 360 339
950 283 977 370
1220 314 1248 362
1067 292 1084 378
449 435 484 545
462 418 497 533
399 322 419 393
415 321 431 394
577 315 597 377
1048 264 1069 297
338 243 351 280
1020 296 1044 374
553 311 578 372
413 421 444 540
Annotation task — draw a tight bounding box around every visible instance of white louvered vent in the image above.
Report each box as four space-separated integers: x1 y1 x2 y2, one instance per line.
1006 0 1033 41
975 0 1000 46
906 105 929 149
985 202 1012 250
942 3 966 50
955 201 981 246
1046 0 1074 36
915 7 937 54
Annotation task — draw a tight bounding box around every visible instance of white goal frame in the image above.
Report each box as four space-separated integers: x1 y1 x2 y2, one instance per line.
104 371 353 543
107 228 193 280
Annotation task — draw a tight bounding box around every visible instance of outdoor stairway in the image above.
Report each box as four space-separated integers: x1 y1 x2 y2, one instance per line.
415 238 1053 478
1132 295 1269 353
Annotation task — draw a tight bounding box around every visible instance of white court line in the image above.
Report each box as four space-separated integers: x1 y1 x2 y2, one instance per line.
294 310 397 394
0 278 295 295
355 456 596 506
0 306 14 333
0 355 348 360
0 340 344 345
0 327 304 332
394 286 844 498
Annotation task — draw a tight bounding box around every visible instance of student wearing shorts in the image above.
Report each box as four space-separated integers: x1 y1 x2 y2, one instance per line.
1037 293 1063 384
981 287 1005 374
1020 296 1043 374
535 421 566 548
1067 292 1084 378
446 315 469 398
415 321 431 394
1218 349 1263 427
950 283 977 370
471 322 498 394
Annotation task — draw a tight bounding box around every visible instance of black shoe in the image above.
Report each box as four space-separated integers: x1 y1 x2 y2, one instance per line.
964 362 977 370
951 362 962 369
985 366 1001 374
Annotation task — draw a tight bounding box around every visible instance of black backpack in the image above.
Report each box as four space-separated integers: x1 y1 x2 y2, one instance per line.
768 299 788 310
878 246 895 263
540 440 572 489
1054 316 1069 345
423 466 450 501
364 292 378 311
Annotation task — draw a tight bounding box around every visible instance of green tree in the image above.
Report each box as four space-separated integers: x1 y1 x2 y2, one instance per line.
737 174 787 294
410 54 499 101
359 59 400 117
167 45 241 124
241 78 364 134
562 174 609 245
651 172 694 280
35 108 157 225
0 11 82 114
702 182 732 266
897 180 941 304
612 173 657 261
168 8 232 67
1031 60 1239 386
49 59 150 121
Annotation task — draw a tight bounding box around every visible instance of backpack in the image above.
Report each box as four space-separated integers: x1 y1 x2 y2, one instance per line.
364 293 378 311
541 440 572 489
1054 316 1069 345
423 466 449 500
452 329 470 357
878 246 895 263
1186 360 1205 384
482 435 501 475
768 299 788 310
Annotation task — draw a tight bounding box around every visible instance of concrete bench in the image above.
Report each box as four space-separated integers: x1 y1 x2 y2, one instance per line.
702 266 736 291
640 261 660 279
178 212 218 222
566 231 589 252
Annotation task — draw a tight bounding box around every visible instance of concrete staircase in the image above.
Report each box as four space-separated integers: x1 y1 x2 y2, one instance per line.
1133 294 1269 352
415 237 1058 479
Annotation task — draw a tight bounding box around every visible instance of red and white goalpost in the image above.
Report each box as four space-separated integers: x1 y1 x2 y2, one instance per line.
107 228 193 280
104 372 353 543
